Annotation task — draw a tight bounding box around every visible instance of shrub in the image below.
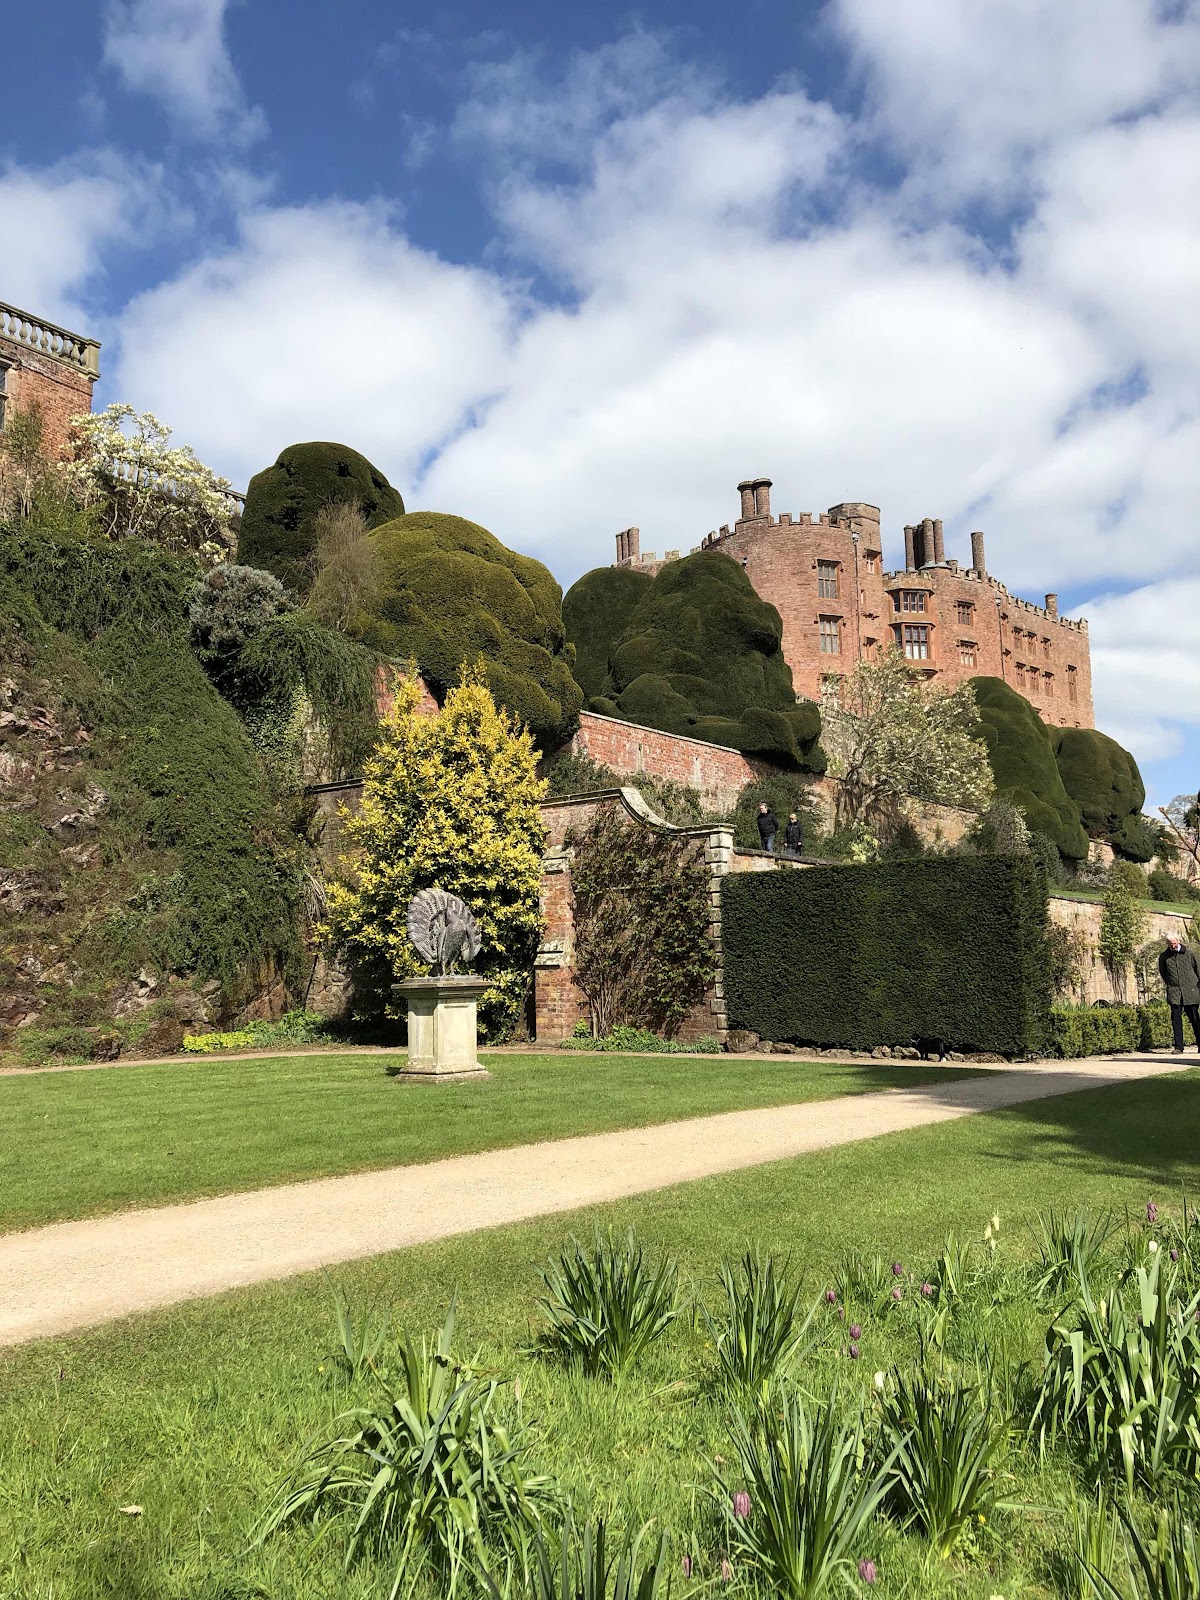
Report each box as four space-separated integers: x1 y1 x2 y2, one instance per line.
1149 868 1200 906
182 1030 256 1053
1047 923 1091 1004
1031 1207 1118 1299
520 1517 672 1600
355 510 583 753
1047 1006 1143 1058
1099 870 1148 999
877 1369 1003 1557
188 562 295 690
971 676 1089 860
1054 726 1155 861
560 1027 719 1054
306 500 383 632
535 1228 681 1379
731 775 821 852
722 855 1051 1055
703 1250 822 1396
712 1389 891 1599
255 1302 552 1598
238 441 405 594
563 552 824 771
323 670 545 1041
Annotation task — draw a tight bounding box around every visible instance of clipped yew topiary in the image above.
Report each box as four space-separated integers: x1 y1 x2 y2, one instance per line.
563 552 824 771
238 442 405 593
352 510 583 753
969 676 1089 861
722 855 1051 1055
1053 726 1154 861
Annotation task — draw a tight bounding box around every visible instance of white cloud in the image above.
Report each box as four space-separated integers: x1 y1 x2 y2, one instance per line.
113 201 518 491
0 153 164 327
103 0 264 143
1085 579 1200 777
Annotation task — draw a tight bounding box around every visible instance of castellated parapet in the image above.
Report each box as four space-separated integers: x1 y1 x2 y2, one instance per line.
614 477 1094 730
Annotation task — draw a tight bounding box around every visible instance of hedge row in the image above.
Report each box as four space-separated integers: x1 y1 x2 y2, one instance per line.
1048 1002 1172 1058
721 856 1051 1056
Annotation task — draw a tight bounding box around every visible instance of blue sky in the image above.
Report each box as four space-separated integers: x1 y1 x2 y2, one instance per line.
3 1 1199 808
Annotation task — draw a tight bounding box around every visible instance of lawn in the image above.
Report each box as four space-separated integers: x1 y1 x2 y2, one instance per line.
0 1051 962 1232
1051 883 1199 918
1 1068 1197 1599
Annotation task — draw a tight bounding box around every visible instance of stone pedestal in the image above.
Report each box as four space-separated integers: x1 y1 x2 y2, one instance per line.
394 976 491 1082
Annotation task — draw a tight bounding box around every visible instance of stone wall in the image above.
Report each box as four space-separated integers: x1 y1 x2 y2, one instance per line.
1049 894 1195 1006
567 711 766 811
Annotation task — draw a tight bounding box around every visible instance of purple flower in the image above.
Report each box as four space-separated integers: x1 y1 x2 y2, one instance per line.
849 1323 862 1340
858 1558 878 1584
891 1262 903 1277
681 1555 693 1578
721 1558 732 1583
733 1491 750 1520
1147 1202 1159 1225
921 1282 934 1298
891 1286 903 1301
1171 1247 1180 1262
825 1288 837 1304
849 1342 860 1359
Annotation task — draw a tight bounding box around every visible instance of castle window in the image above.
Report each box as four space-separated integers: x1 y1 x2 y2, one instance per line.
1044 672 1054 696
958 643 976 667
0 362 9 430
817 560 840 599
893 590 926 613
818 616 842 654
956 601 973 625
1016 662 1026 687
863 554 878 574
1042 636 1051 658
901 624 929 661
1067 665 1078 703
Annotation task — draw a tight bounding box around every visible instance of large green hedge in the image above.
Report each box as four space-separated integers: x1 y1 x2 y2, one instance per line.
1053 726 1154 861
969 676 1089 860
1048 1001 1171 1057
238 442 405 593
352 510 583 753
563 552 824 771
722 856 1051 1054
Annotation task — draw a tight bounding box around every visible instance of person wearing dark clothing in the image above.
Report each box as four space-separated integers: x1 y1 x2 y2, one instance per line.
783 813 804 858
756 803 778 852
1158 935 1200 1053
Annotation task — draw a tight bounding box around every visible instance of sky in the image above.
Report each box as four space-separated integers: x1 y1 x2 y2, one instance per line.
2 0 1199 809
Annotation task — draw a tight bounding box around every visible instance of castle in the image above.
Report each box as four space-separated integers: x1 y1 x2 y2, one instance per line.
614 477 1094 729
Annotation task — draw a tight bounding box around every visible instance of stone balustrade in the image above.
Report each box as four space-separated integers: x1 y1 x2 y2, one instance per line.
0 301 101 377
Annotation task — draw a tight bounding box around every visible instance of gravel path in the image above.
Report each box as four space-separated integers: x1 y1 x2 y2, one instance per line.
1 1054 1190 1345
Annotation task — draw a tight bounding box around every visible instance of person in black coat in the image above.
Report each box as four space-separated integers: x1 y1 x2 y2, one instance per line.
783 813 804 858
1158 934 1200 1052
756 803 778 852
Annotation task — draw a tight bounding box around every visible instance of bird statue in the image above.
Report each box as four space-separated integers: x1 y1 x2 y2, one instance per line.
406 888 482 975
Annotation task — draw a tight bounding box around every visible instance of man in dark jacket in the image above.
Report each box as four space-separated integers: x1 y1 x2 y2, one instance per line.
1158 934 1200 1052
756 803 778 852
783 813 804 858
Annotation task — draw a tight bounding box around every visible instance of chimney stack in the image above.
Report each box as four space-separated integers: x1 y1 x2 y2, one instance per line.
970 531 986 573
738 476 772 521
933 518 945 564
1045 593 1058 618
615 530 626 563
738 481 756 520
903 524 916 571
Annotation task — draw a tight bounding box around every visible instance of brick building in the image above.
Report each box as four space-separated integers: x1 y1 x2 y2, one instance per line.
0 300 101 457
614 476 1094 729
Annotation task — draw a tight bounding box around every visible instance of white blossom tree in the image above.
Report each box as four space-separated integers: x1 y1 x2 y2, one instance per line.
64 403 236 563
820 647 994 828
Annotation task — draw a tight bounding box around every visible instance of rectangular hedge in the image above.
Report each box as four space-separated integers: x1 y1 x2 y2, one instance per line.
1048 1001 1172 1058
721 856 1051 1056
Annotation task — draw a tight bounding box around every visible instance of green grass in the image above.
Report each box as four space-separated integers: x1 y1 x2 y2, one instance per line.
1051 883 1198 917
0 1051 962 1232
2 1069 1197 1599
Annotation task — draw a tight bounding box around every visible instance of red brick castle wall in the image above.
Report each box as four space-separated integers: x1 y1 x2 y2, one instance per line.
0 302 100 458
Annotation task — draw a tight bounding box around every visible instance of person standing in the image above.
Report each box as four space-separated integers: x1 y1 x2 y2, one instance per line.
783 812 804 858
756 802 778 853
1158 933 1200 1053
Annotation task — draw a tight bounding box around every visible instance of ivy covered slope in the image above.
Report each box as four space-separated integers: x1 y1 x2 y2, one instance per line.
238 442 405 594
353 510 584 754
969 676 1089 860
0 529 303 1055
563 552 824 771
1053 725 1156 862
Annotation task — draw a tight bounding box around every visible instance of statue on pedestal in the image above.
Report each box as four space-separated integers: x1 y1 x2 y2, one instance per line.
395 890 490 1082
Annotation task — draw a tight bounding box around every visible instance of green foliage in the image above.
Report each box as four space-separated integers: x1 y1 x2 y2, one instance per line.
563 553 824 771
1148 867 1200 905
255 1300 552 1599
712 1389 891 1599
567 806 715 1038
877 1369 1003 1557
1048 1003 1174 1058
354 509 583 753
323 671 546 1041
1048 922 1092 1003
559 1026 719 1054
182 1009 333 1053
722 855 1052 1055
1099 870 1148 991
535 1228 681 1380
540 750 713 827
730 774 821 851
1031 1250 1200 1494
238 441 405 593
188 561 294 689
1031 1207 1118 1299
703 1250 822 1397
520 1517 672 1600
182 1029 256 1053
971 676 1090 860
1055 726 1155 861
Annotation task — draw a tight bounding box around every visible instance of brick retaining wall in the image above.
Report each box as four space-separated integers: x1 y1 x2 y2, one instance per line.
568 712 766 811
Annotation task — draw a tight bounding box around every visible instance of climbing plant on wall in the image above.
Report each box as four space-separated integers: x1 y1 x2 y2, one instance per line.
568 806 715 1037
